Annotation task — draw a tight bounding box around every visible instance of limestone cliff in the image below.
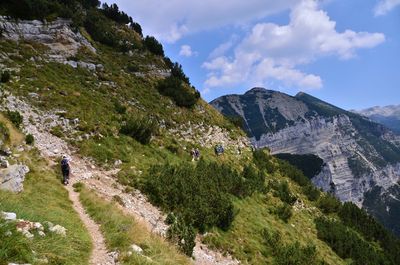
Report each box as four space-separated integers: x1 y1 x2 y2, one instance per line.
211 87 400 235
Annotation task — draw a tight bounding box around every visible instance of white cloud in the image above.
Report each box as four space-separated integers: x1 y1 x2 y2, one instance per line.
374 0 400 16
104 0 297 42
208 35 239 59
179 45 196 57
203 0 385 91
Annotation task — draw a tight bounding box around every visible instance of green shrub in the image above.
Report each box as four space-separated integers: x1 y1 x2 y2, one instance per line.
339 202 400 264
72 182 84 192
25 134 34 145
275 203 293 223
253 149 275 174
119 116 157 144
143 36 164 56
143 160 260 233
1 70 10 83
166 214 196 257
226 115 244 129
113 100 127 114
315 217 389 265
263 227 319 265
317 194 341 214
273 181 296 205
5 110 23 128
262 228 282 248
303 184 321 201
50 125 64 138
126 63 140 73
275 241 317 265
157 76 200 108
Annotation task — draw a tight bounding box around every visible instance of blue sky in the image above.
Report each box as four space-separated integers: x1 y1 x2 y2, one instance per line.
104 0 400 110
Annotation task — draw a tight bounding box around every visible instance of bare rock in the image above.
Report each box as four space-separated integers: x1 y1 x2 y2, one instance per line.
0 164 30 193
1 212 17 220
49 224 67 237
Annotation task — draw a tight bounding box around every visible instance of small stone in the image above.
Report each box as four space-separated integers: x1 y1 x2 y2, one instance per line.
130 244 143 254
38 231 46 237
1 212 16 220
5 230 12 236
34 222 44 231
49 224 67 237
114 160 122 167
1 159 10 168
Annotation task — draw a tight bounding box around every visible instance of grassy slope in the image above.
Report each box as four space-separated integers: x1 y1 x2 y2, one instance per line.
203 171 347 265
0 151 92 264
0 32 347 264
78 185 190 265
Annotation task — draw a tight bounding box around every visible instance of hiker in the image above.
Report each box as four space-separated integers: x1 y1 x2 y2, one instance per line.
190 148 196 161
61 155 70 185
194 148 200 160
214 144 224 156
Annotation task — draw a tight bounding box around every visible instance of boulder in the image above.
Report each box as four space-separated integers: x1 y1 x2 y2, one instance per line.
0 164 30 192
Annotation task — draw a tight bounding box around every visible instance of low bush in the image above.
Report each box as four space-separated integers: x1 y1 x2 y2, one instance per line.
272 181 296 205
166 214 196 257
275 203 293 223
143 36 164 56
119 116 157 144
143 160 264 233
25 134 34 145
317 194 341 214
113 100 127 114
263 227 319 265
157 76 200 108
253 149 276 174
1 70 11 83
5 110 23 128
303 184 321 201
315 217 388 265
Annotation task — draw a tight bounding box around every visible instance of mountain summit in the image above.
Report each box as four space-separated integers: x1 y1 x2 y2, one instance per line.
211 88 400 236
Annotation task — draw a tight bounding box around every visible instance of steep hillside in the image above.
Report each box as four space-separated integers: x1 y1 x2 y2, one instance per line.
353 105 400 134
211 87 400 236
2 2 400 265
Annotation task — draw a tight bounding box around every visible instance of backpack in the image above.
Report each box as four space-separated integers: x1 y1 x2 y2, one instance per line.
61 158 69 171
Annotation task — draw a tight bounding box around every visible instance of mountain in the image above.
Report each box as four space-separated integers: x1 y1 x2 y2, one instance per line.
353 105 400 134
211 87 400 236
2 2 400 265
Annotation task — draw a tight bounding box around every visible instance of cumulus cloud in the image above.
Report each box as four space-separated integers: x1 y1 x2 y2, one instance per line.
374 0 400 16
179 45 196 57
203 0 385 91
104 0 297 42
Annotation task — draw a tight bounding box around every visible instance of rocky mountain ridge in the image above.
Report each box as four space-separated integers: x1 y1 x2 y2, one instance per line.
353 104 400 134
211 87 400 235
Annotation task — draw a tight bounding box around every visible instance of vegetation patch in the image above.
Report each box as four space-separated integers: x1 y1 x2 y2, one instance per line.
78 186 190 264
0 150 91 265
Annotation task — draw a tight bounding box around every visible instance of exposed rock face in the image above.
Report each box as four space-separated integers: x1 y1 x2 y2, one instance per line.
0 16 95 60
0 164 30 192
211 87 400 235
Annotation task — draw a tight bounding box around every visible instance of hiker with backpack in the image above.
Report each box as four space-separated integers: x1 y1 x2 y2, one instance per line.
61 155 70 185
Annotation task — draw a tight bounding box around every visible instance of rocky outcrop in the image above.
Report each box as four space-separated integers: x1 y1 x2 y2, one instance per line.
211 88 400 235
0 164 30 192
0 16 95 61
